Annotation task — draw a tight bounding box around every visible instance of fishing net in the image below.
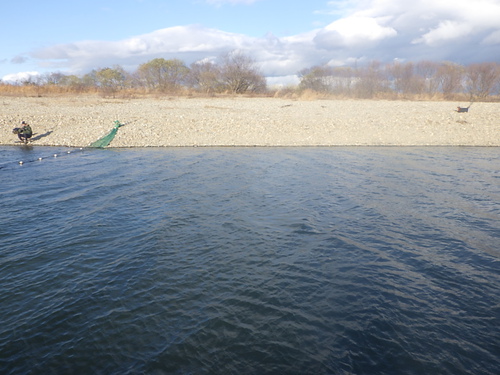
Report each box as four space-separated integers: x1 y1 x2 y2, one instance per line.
89 121 124 148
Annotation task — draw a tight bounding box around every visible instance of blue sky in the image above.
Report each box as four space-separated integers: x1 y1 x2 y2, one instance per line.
2 0 500 85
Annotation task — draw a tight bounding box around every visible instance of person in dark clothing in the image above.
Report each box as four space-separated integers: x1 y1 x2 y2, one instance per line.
13 121 33 144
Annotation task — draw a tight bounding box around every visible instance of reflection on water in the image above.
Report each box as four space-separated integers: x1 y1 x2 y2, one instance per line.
0 146 499 374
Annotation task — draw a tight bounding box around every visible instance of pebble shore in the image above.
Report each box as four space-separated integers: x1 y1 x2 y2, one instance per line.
1 96 498 147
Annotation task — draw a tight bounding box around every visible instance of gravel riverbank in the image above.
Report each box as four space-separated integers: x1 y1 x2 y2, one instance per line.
1 96 498 147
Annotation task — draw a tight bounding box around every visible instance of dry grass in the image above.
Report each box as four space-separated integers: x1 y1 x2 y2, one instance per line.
0 84 95 97
1 83 499 103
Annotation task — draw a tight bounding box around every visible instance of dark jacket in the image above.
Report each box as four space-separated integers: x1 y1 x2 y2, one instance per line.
21 124 33 136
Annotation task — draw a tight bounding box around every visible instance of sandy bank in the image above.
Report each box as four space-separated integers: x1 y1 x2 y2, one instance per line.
0 96 498 147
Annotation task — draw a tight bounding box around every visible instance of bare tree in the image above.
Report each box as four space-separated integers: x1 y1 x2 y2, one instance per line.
436 62 464 99
298 65 355 95
95 66 126 96
465 62 500 99
219 52 266 94
414 60 440 97
188 61 221 94
354 61 388 99
59 74 85 92
137 58 189 92
387 61 425 97
328 67 355 96
298 65 332 92
42 72 67 85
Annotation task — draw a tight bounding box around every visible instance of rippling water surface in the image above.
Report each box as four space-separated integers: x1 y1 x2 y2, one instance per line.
1 146 499 374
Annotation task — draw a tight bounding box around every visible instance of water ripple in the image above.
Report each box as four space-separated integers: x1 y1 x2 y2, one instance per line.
0 147 498 374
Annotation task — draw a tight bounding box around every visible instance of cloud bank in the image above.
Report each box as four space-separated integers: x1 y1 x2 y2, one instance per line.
9 0 500 84
3 71 41 84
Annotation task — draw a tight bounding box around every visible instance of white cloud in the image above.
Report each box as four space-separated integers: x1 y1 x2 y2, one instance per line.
126 38 150 54
31 25 255 74
20 0 500 84
314 16 397 48
2 71 41 84
266 75 300 88
413 20 473 46
483 30 500 44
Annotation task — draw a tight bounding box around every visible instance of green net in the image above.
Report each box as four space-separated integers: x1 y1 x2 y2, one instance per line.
89 121 124 148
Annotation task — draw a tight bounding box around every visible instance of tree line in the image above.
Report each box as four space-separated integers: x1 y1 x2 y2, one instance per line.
298 61 500 100
1 52 266 97
2 52 500 101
